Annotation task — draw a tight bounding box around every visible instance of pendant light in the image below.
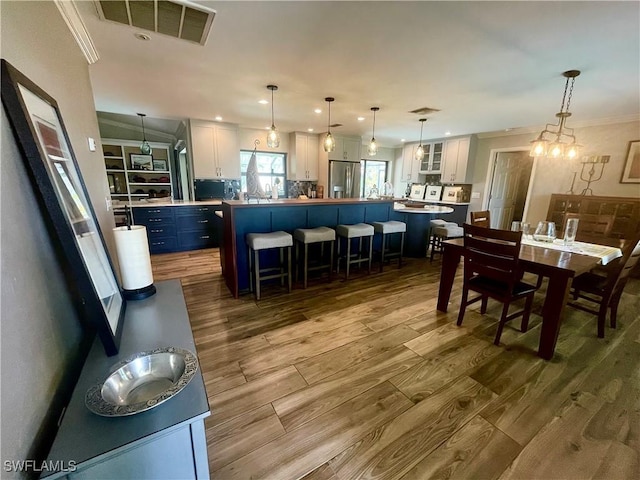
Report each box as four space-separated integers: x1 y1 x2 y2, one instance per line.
266 85 280 148
137 113 151 155
323 97 335 152
530 70 582 160
414 118 427 161
368 107 379 156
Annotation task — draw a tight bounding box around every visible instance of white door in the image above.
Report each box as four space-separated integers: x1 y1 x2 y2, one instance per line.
487 152 525 229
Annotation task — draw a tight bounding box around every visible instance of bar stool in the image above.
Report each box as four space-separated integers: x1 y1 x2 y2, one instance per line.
246 231 293 300
293 227 335 288
428 219 448 256
336 223 374 279
430 222 464 262
371 221 406 271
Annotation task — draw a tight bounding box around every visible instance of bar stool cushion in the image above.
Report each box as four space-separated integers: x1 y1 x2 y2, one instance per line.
372 221 406 234
336 223 375 238
246 231 293 250
294 227 335 244
430 219 449 227
433 225 464 238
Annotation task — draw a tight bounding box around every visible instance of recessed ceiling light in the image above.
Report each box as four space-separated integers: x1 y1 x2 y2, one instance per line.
215 116 223 121
259 99 269 105
307 128 314 132
445 131 451 136
314 108 322 114
357 116 365 122
134 32 151 41
265 126 271 130
401 139 406 142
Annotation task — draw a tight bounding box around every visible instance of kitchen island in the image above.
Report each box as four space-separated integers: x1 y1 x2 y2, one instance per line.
220 198 468 297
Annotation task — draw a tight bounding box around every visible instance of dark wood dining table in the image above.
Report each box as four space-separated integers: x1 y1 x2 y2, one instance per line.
437 238 601 360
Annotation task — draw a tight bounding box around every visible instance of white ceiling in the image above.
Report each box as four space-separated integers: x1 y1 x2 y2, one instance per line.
78 1 640 146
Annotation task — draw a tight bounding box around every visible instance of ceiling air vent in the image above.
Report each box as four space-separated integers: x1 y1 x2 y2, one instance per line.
409 107 440 115
96 0 215 46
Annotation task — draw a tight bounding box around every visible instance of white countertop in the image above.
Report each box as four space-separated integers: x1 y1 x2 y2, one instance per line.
393 202 455 214
122 199 223 208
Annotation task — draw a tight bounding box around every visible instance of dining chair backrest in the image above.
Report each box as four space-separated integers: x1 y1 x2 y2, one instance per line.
564 213 615 241
462 223 522 289
470 210 491 228
611 234 640 297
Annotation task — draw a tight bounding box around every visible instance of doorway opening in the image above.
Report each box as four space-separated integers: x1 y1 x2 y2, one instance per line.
360 160 388 197
485 150 534 229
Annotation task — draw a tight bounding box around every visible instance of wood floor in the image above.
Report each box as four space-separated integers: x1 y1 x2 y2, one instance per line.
151 248 640 480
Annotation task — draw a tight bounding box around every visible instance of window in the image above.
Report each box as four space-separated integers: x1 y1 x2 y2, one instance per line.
360 160 388 197
240 150 287 197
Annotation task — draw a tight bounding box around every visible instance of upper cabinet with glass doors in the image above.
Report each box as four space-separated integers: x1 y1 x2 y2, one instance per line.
418 141 443 174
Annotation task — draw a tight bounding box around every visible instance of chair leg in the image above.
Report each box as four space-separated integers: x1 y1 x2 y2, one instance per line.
279 248 285 287
346 238 351 279
248 246 254 293
336 236 341 274
380 233 386 272
399 232 405 268
287 246 292 293
480 295 488 314
521 294 534 332
368 235 373 274
328 240 334 282
303 243 309 289
609 291 622 329
254 249 261 301
494 302 511 345
457 287 469 326
597 300 607 338
294 241 300 284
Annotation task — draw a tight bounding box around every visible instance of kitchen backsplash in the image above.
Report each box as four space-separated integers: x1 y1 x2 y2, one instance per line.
287 180 318 198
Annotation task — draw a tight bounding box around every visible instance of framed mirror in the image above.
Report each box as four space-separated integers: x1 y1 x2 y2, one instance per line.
1 59 126 356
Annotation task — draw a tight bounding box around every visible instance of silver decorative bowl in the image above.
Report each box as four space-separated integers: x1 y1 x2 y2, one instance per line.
85 347 198 417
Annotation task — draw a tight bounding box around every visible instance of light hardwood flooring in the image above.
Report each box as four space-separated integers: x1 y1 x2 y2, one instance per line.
151 248 640 480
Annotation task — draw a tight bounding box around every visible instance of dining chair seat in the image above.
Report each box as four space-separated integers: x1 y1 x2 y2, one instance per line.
457 223 538 346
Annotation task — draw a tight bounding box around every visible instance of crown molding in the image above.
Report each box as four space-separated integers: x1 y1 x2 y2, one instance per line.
54 0 100 65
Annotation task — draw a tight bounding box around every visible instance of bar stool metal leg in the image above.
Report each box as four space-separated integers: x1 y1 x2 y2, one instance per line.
328 240 334 282
368 235 373 274
399 232 405 267
287 246 292 293
254 249 261 300
346 238 351 279
380 233 387 272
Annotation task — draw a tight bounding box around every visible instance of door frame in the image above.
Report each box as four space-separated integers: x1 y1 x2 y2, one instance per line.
481 146 538 224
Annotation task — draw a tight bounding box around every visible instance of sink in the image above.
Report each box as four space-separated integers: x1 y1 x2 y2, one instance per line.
85 347 198 417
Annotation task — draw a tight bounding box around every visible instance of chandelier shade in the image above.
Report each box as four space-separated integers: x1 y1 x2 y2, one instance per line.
137 113 151 155
323 97 335 153
530 70 582 160
368 107 379 156
414 118 427 161
266 85 280 148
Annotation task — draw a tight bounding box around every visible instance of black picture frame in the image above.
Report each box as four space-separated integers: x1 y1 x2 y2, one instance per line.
1 59 126 356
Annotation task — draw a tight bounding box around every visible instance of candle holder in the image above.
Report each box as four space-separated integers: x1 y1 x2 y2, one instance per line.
579 155 610 195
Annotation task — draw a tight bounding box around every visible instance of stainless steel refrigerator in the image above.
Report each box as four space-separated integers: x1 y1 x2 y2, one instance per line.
329 161 362 198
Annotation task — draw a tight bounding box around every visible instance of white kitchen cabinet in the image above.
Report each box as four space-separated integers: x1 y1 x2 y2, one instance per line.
442 136 472 183
418 141 444 174
327 135 361 162
189 120 239 179
401 143 421 183
289 132 319 180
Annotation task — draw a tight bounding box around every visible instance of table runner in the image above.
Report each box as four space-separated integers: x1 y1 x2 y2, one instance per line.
521 237 622 265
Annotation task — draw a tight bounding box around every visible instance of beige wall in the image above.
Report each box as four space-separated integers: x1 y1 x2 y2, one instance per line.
469 120 640 224
1 1 109 475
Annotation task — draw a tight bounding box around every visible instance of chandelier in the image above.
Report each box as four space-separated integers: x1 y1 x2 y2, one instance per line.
530 70 582 160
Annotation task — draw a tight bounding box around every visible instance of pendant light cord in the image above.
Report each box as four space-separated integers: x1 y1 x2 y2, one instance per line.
271 87 275 127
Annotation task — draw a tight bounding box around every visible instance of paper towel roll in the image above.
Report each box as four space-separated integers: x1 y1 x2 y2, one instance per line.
113 226 154 291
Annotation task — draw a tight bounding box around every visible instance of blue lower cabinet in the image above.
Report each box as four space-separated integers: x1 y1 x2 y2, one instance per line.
133 205 221 253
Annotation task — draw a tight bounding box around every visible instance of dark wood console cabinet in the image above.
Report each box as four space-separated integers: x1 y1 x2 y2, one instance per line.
546 194 640 243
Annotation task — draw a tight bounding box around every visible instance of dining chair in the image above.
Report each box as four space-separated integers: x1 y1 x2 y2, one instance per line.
568 234 640 337
470 210 491 228
456 223 538 346
563 213 615 243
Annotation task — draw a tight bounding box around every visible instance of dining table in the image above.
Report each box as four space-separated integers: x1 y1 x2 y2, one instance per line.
437 237 623 360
